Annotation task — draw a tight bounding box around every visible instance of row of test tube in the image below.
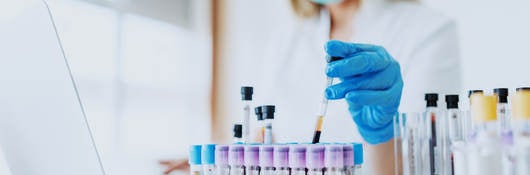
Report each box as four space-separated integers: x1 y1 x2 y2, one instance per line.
394 88 530 175
189 143 364 175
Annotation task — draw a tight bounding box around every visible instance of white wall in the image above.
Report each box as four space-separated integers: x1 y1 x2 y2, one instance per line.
423 0 530 92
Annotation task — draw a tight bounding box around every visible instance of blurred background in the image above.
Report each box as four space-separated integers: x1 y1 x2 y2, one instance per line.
1 0 530 174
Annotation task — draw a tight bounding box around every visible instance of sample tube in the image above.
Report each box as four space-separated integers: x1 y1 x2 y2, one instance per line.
245 145 260 175
343 144 355 175
511 87 530 175
289 145 307 175
325 144 345 175
262 105 276 144
494 88 511 134
353 143 364 175
241 86 253 143
425 93 442 175
467 94 502 175
445 95 460 175
215 145 230 175
260 145 275 175
307 145 325 175
233 124 243 143
189 145 203 175
229 145 245 175
274 145 290 175
466 90 484 140
255 107 265 143
202 144 216 175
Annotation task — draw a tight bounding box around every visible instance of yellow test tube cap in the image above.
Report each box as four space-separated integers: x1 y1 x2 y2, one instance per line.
470 94 497 122
512 88 530 120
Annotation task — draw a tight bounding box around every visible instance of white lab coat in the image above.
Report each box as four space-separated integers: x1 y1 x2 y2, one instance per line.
251 0 461 173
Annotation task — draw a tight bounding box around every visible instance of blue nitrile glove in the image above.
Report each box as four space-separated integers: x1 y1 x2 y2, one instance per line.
324 40 403 145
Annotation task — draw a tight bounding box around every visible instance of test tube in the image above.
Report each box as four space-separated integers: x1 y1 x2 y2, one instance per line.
494 88 512 134
189 145 203 175
215 145 230 175
467 93 502 175
465 90 484 140
325 144 345 175
255 107 265 143
307 145 325 175
445 95 460 175
229 145 245 175
245 145 260 175
260 145 275 175
512 87 530 175
262 105 276 144
289 145 307 175
241 86 253 143
343 144 355 175
233 124 243 143
202 144 216 175
353 143 364 175
400 113 422 175
274 145 290 175
425 93 442 175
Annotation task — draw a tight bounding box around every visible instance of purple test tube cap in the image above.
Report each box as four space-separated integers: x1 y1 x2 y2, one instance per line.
229 145 245 166
215 145 229 166
289 145 307 168
244 145 260 166
259 145 274 167
306 145 325 169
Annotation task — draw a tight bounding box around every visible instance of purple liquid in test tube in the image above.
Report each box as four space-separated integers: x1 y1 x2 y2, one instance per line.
274 145 290 175
307 145 325 175
325 144 345 175
260 145 275 175
215 145 230 175
245 145 260 175
290 145 307 175
343 144 355 175
229 145 245 175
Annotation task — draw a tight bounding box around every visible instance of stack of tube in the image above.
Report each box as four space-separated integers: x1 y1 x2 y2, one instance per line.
394 88 530 175
188 143 364 175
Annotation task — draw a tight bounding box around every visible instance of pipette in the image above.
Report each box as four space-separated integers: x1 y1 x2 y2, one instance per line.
312 56 343 144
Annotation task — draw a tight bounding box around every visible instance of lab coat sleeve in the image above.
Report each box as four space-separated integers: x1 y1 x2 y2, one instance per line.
399 20 462 112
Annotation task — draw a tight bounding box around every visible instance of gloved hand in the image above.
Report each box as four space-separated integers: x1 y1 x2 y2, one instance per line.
324 40 403 145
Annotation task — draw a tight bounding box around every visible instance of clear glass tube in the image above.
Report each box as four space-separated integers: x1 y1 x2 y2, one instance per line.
242 101 250 143
400 113 422 175
326 167 346 175
264 120 273 144
229 165 245 175
498 103 510 132
190 164 203 175
215 165 230 175
275 167 290 175
308 168 324 175
246 166 260 175
260 167 275 175
426 107 445 175
202 164 215 175
468 121 502 175
292 168 307 175
514 120 530 175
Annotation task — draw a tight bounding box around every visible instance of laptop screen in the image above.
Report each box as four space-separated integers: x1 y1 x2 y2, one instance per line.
0 1 105 174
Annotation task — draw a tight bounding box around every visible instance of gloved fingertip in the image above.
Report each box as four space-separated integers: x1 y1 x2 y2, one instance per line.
325 66 335 77
325 88 336 99
325 40 347 57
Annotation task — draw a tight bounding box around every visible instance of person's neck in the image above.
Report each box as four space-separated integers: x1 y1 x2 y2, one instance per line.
328 0 359 41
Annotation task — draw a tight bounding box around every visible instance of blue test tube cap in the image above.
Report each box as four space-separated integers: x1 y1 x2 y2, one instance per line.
189 145 202 165
202 144 216 165
353 143 363 165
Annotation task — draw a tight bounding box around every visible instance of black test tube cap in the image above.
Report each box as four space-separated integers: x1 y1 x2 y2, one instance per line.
445 95 459 109
494 88 509 103
241 86 253 101
255 106 263 121
425 93 439 107
233 124 242 138
261 105 276 120
468 90 484 98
